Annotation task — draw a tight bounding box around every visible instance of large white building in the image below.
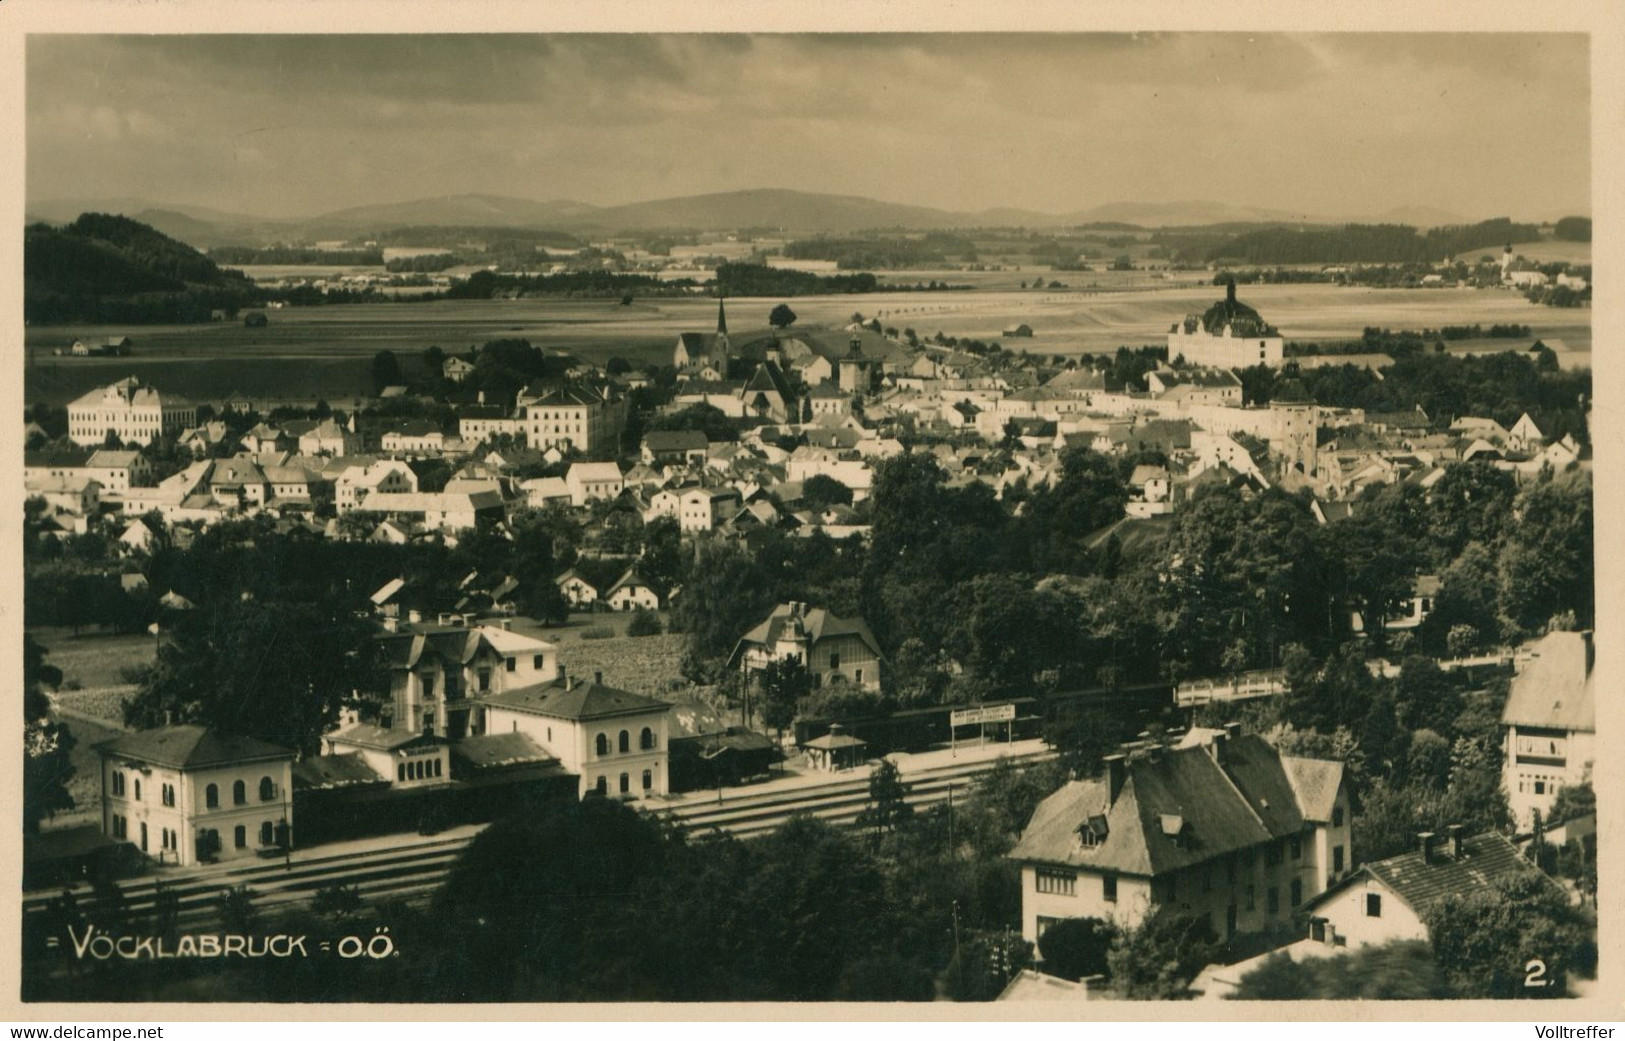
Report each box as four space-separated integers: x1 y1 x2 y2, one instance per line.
481 671 672 799
1167 282 1284 369
67 377 197 447
520 384 628 455
1502 629 1595 831
97 726 295 867
1009 727 1348 944
376 623 559 740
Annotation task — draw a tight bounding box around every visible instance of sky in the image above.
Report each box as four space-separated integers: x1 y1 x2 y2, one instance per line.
25 33 1591 222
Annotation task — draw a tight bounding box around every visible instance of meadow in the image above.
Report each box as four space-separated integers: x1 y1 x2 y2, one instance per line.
23 280 1589 405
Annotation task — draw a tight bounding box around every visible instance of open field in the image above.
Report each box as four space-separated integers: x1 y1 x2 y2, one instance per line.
24 282 1589 404
510 614 691 700
33 628 154 689
1503 239 1591 266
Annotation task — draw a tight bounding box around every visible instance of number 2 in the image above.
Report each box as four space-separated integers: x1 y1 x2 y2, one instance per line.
1525 959 1548 988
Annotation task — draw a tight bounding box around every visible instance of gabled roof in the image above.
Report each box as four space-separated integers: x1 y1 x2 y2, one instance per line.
1009 736 1339 877
1305 831 1559 919
727 602 883 667
743 360 794 399
1502 630 1594 732
480 676 670 721
643 430 710 453
98 726 293 770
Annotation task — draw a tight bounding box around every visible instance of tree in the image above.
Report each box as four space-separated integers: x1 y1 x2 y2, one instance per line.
757 654 812 742
857 758 913 839
626 608 662 637
312 883 364 919
1424 874 1593 998
1107 910 1220 999
371 350 402 393
768 303 798 329
800 474 854 511
1036 916 1116 981
669 541 776 664
23 636 74 834
1498 472 1593 634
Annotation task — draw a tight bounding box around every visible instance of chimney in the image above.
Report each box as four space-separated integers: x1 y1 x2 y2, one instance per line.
557 663 567 682
1225 277 1237 305
1224 721 1242 740
478 390 485 405
1417 831 1437 863
1447 823 1464 860
594 670 603 685
1208 730 1228 765
1104 754 1127 805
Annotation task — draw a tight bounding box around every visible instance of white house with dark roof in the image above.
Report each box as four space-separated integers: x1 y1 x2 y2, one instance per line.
565 461 624 506
96 726 295 867
67 377 196 447
481 671 671 798
1008 726 1348 943
1167 281 1284 369
604 565 665 611
727 601 884 693
376 623 559 740
1299 829 1562 949
1503 629 1595 831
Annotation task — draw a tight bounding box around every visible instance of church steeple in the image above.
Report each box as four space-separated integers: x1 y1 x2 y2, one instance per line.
717 297 728 335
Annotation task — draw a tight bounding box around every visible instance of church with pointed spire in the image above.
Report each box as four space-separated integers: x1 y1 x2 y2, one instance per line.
673 297 733 376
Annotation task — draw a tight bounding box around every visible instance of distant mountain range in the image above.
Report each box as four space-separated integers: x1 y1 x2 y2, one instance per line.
26 188 1496 248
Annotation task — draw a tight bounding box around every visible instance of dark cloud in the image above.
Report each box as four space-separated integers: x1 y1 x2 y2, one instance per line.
26 33 1589 221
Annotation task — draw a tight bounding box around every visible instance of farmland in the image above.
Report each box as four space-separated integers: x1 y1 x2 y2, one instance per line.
23 281 1589 406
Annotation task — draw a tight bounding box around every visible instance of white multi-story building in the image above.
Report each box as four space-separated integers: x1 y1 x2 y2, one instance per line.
98 726 295 867
67 378 197 447
376 623 559 740
727 601 884 693
521 385 627 455
481 670 671 799
1009 726 1349 944
1167 282 1284 369
1502 629 1595 831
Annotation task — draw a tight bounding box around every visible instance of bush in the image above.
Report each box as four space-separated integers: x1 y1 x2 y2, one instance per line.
626 609 663 637
578 626 614 641
1037 916 1116 981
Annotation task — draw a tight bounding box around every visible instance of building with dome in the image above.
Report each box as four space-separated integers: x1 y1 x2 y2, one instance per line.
1168 280 1284 369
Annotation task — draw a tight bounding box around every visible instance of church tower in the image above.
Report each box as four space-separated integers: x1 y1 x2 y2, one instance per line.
715 297 731 363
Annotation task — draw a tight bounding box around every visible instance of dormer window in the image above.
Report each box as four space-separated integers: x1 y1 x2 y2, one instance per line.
1077 814 1109 848
1160 814 1189 848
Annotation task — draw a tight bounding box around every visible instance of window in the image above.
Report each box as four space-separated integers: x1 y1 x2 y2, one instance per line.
1265 842 1283 867
234 825 247 849
111 815 126 839
505 658 516 673
1534 780 1546 795
162 784 175 807
596 733 610 756
421 673 436 700
111 772 125 797
398 764 407 782
1290 837 1302 861
595 776 608 796
260 822 274 847
640 727 655 751
855 668 864 684
1366 893 1382 918
642 769 653 791
533 655 545 670
1290 879 1303 907
619 773 630 794
260 776 275 802
133 779 142 802
1267 886 1280 914
1102 873 1118 902
1333 846 1344 874
233 780 247 806
1332 806 1344 828
619 730 631 754
206 783 219 809
829 652 841 670
1035 868 1076 896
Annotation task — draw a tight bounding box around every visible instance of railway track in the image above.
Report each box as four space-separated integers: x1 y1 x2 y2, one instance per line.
24 746 1053 929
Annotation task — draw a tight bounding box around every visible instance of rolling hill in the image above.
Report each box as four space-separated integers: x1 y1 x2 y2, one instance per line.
25 213 265 324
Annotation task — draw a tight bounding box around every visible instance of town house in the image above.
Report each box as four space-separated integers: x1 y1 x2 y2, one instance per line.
1008 726 1348 944
97 726 295 867
728 601 884 693
376 623 559 740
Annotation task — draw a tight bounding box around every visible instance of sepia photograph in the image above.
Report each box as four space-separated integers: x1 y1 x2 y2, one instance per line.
12 23 1604 1010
